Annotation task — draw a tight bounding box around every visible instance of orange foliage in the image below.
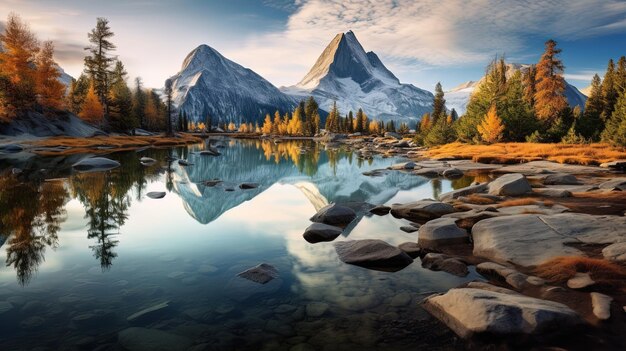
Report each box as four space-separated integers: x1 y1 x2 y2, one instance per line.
35 41 65 111
535 256 626 286
79 82 104 124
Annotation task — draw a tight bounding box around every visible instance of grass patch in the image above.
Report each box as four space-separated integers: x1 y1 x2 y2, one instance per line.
535 256 626 287
426 142 626 166
463 194 498 205
25 134 202 155
497 198 554 208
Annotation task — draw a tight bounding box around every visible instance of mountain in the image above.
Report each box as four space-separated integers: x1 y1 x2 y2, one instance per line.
170 45 295 125
445 64 587 115
282 31 433 123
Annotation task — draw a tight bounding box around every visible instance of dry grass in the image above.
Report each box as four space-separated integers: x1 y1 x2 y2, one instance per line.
25 134 202 155
535 256 626 287
463 194 498 204
497 197 554 208
426 142 626 166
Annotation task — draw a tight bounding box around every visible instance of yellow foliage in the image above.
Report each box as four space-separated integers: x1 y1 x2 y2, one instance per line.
79 82 104 124
35 41 65 111
477 105 505 144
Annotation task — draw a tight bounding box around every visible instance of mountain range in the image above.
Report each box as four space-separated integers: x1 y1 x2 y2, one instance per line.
446 63 587 115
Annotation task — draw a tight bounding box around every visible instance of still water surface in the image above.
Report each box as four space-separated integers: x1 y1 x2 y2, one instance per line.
0 138 480 350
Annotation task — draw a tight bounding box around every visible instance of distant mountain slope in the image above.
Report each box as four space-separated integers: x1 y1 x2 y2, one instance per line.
282 31 433 123
446 64 587 115
169 45 296 125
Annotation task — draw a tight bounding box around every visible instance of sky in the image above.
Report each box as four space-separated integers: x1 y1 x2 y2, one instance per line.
2 0 626 92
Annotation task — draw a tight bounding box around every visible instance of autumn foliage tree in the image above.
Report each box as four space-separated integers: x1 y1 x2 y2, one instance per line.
35 41 65 112
477 105 505 143
79 82 104 125
534 40 568 124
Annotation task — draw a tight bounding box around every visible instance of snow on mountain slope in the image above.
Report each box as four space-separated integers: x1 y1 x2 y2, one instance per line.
445 64 587 115
282 31 433 123
170 45 295 125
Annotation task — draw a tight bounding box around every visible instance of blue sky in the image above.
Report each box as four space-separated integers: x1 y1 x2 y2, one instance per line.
2 0 626 92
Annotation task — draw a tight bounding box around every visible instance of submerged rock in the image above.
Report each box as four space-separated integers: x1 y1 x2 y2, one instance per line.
72 157 120 172
303 223 343 243
237 263 278 284
417 218 468 248
590 292 612 320
398 242 422 258
439 182 488 202
146 191 166 199
239 182 259 189
118 327 192 351
140 157 157 166
390 200 455 221
127 301 171 325
334 239 413 271
178 159 193 166
199 148 221 156
0 143 23 153
310 203 356 226
422 288 583 338
543 173 581 185
488 173 532 196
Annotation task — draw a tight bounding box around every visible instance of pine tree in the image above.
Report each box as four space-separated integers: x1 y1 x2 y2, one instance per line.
398 122 409 134
66 74 90 115
79 81 104 125
0 13 38 120
601 89 626 146
84 18 116 123
578 74 604 140
534 40 568 124
144 89 159 130
615 56 626 94
325 101 339 132
355 108 365 133
347 111 354 133
385 120 396 132
522 64 537 108
35 41 65 113
477 105 505 143
424 117 456 146
432 82 446 121
304 97 319 136
601 59 618 121
500 70 538 141
449 108 458 122
164 78 173 136
420 113 431 132
108 61 134 131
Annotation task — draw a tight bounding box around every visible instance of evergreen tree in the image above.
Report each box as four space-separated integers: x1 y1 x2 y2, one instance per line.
84 18 116 123
108 61 134 131
424 117 456 147
132 77 146 129
601 59 618 121
66 74 90 115
534 40 568 124
164 78 173 136
355 108 365 133
500 70 538 141
432 82 446 121
325 101 339 132
477 105 505 143
449 108 458 122
616 56 626 94
304 96 319 136
80 81 104 125
385 120 396 132
347 111 354 133
0 13 38 120
601 90 626 146
35 41 65 113
578 74 604 140
522 64 537 108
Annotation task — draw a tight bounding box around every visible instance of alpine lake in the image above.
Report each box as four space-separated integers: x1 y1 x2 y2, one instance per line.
0 137 484 350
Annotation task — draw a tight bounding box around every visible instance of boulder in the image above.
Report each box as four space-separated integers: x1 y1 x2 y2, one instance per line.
390 200 455 221
400 225 419 233
397 242 422 258
473 214 626 267
146 191 166 199
476 262 545 290
600 160 626 171
488 173 532 196
302 223 342 243
384 132 401 139
533 188 572 198
118 327 192 351
590 292 612 320
422 288 582 338
417 218 468 248
72 157 120 172
442 168 464 179
465 282 520 295
412 167 448 178
389 161 416 170
442 209 501 230
140 157 157 166
334 239 413 271
602 242 626 262
421 253 468 277
598 178 626 191
237 263 278 284
310 203 356 226
543 173 581 185
369 205 390 215
438 182 488 202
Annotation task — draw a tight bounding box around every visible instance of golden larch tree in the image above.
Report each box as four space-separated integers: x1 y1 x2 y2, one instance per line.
534 40 568 123
35 41 65 112
261 114 272 134
79 82 104 124
477 105 505 144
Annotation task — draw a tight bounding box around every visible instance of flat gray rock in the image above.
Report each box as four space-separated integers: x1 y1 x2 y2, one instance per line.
390 200 455 221
310 203 356 226
494 161 601 175
473 214 626 267
417 218 468 248
146 191 166 199
334 239 413 271
442 168 464 179
303 223 342 243
237 263 278 284
488 173 532 196
421 253 468 277
369 205 391 215
400 225 419 233
543 173 581 185
533 188 572 198
602 242 626 262
397 242 422 258
72 157 120 172
439 182 488 202
140 157 156 165
423 288 582 338
598 178 626 191
118 327 192 351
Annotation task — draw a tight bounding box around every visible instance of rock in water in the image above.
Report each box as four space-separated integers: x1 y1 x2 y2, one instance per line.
239 183 259 189
146 192 166 199
543 173 581 185
199 148 220 156
310 203 356 226
417 218 468 248
590 292 612 320
390 200 455 221
421 253 468 277
487 173 532 196
369 205 391 215
72 157 120 172
118 327 192 351
334 239 413 271
237 263 278 284
0 144 23 153
140 157 157 166
303 223 343 243
422 288 582 338
178 159 192 166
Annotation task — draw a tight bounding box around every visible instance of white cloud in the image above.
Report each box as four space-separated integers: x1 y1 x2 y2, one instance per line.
230 0 626 87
